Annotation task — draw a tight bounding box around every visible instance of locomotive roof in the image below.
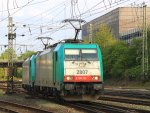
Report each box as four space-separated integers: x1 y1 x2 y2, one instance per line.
37 43 100 57
38 47 55 56
47 39 83 48
23 57 30 65
30 55 36 60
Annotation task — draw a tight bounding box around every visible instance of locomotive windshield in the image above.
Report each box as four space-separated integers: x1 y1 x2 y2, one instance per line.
65 49 80 60
81 49 98 60
65 49 98 61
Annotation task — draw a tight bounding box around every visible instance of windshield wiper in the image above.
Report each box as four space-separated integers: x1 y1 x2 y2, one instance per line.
82 57 91 64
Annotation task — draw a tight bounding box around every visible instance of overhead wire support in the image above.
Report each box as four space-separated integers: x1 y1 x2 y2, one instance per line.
62 19 86 40
6 17 16 94
37 37 53 50
89 24 93 43
142 3 148 79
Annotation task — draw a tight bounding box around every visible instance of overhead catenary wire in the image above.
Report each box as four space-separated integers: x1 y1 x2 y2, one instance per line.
0 0 36 22
20 11 150 46
10 0 144 37
28 0 150 49
16 0 138 43
18 0 70 23
15 0 132 27
15 0 122 27
7 0 10 16
0 0 50 13
1 0 150 56
1 0 4 18
14 0 131 34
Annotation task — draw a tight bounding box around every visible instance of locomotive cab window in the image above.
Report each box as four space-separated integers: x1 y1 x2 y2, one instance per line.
81 49 98 60
65 49 80 60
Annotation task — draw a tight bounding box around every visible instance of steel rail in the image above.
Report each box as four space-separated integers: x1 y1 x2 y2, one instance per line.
104 90 150 99
66 101 150 113
90 102 150 113
99 95 150 106
0 100 52 113
0 106 18 113
70 102 130 113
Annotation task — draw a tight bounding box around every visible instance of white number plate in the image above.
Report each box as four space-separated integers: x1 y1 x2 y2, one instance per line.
77 70 88 74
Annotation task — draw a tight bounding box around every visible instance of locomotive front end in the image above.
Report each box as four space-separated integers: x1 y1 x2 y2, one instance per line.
63 45 103 100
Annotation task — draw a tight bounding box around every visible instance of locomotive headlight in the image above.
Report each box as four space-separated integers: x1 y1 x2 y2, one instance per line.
66 77 70 80
92 76 99 81
95 76 98 80
66 76 73 80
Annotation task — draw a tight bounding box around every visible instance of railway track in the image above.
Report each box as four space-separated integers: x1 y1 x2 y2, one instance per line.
16 89 150 113
0 100 52 113
68 101 150 113
1 82 149 112
64 89 150 112
104 89 150 99
99 95 150 106
0 81 22 88
0 105 18 113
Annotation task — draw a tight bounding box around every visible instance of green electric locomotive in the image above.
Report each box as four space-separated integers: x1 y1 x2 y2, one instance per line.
22 42 104 101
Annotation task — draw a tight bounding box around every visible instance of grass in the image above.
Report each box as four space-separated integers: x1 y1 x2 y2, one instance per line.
0 90 4 96
0 77 22 81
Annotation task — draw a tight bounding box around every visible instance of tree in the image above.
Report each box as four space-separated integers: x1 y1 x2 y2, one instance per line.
91 24 117 79
0 49 17 79
18 51 36 60
93 24 117 49
84 24 150 82
0 49 17 60
105 42 129 79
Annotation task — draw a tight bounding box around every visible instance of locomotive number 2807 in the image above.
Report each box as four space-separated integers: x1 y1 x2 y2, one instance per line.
77 70 88 74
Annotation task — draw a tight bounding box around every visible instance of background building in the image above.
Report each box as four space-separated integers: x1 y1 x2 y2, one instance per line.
82 7 150 42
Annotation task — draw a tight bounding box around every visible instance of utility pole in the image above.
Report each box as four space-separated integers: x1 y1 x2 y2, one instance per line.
6 17 16 94
89 24 93 43
142 3 148 79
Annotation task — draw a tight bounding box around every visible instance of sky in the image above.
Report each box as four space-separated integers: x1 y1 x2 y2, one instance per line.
0 0 150 55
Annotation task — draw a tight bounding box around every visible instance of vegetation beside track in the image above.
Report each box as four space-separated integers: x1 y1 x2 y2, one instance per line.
84 24 150 83
0 24 150 85
105 79 150 90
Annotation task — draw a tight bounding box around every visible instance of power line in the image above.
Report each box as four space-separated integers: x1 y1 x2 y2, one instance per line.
13 0 131 38
0 0 36 23
2 0 149 52
18 0 70 23
0 0 49 12
7 0 10 16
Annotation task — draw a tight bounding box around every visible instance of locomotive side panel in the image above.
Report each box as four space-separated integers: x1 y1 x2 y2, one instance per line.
53 44 64 90
29 55 36 85
35 55 41 86
97 45 103 81
22 58 30 85
35 49 53 87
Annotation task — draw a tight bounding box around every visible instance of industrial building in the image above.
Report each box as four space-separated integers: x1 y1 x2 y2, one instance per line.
82 7 150 42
